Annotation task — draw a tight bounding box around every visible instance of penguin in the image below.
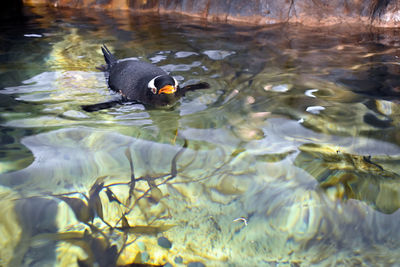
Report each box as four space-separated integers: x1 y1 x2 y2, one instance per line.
82 45 210 112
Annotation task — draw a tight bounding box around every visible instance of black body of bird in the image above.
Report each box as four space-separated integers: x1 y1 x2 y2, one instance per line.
82 45 210 112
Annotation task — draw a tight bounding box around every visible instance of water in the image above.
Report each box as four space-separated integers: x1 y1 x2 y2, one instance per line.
1 5 400 267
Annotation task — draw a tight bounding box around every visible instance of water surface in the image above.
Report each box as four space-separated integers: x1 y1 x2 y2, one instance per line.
1 5 400 267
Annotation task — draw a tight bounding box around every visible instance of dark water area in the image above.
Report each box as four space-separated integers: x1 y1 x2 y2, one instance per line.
1 5 400 267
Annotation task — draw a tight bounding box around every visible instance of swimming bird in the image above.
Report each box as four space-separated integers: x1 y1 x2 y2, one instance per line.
82 45 210 112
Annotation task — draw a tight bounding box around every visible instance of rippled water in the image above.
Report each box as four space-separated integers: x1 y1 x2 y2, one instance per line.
1 5 400 267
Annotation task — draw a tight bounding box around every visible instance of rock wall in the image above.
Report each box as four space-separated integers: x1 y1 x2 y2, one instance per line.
23 0 400 27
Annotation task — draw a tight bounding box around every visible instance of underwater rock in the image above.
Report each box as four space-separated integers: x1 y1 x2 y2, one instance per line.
214 175 249 195
174 256 183 264
294 143 400 214
157 236 172 249
187 262 205 267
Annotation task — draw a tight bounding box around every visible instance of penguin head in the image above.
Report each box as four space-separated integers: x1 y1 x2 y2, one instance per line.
148 75 178 95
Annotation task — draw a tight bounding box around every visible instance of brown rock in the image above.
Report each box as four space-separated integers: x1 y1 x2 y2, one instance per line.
23 0 400 27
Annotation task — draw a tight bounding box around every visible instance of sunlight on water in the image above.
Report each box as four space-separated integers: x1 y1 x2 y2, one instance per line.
1 4 400 267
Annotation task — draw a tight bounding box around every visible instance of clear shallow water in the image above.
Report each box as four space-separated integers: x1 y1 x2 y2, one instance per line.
1 5 400 267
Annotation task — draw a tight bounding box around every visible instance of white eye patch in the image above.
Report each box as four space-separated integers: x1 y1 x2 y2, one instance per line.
173 77 178 88
148 75 161 95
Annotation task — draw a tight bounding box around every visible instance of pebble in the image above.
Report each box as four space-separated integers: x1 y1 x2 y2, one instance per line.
174 256 183 264
157 236 172 249
187 262 205 267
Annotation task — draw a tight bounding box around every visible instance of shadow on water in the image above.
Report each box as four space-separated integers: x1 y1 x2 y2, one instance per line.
1 4 400 266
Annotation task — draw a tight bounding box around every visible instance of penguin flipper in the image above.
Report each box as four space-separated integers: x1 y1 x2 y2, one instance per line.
81 100 121 112
101 45 117 66
178 82 210 97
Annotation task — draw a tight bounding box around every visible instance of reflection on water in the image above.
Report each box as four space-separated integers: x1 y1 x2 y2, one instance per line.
1 4 400 267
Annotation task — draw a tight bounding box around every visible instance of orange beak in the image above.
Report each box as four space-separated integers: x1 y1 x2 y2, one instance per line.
158 85 176 95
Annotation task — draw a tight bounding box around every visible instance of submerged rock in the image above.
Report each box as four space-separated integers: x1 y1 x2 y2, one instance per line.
157 236 172 249
187 262 205 267
174 256 183 264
